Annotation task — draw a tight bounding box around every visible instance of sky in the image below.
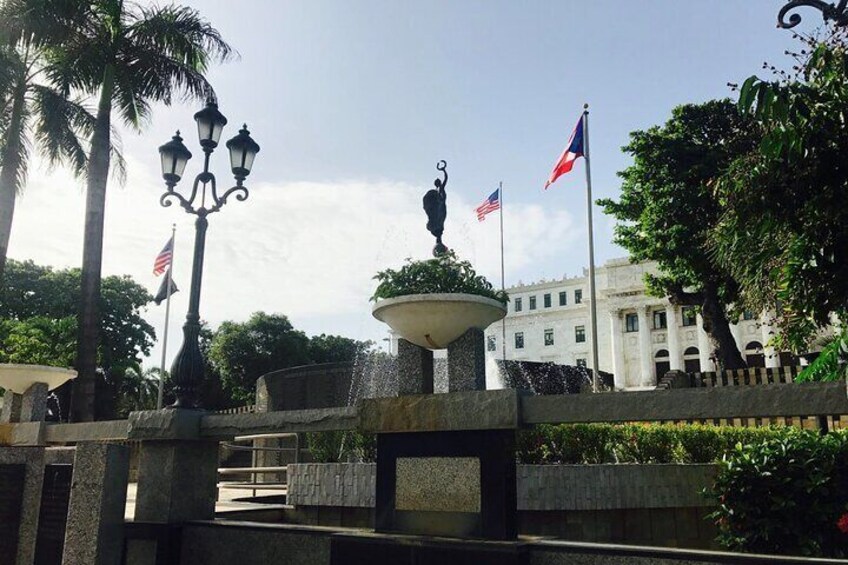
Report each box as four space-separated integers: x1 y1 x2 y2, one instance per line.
8 1 802 367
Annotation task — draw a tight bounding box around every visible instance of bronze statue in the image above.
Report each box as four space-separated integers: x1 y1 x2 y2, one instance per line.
423 160 448 256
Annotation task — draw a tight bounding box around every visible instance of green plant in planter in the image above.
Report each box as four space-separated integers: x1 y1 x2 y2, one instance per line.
370 250 508 304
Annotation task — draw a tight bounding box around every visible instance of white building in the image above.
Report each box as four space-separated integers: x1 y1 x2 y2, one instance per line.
485 258 790 390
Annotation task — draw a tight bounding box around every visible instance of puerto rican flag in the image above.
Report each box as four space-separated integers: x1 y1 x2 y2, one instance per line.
545 115 585 189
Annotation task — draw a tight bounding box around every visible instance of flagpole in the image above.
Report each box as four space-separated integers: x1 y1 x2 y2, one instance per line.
498 181 506 367
157 225 176 409
583 103 600 393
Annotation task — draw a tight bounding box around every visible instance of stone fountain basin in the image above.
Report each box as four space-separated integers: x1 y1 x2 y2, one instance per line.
0 364 77 393
372 293 507 350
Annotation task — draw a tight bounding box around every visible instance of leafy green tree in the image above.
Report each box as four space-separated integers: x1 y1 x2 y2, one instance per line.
716 35 848 353
0 258 154 418
209 312 311 404
2 0 233 420
599 100 759 370
308 334 375 365
208 312 374 405
0 316 76 365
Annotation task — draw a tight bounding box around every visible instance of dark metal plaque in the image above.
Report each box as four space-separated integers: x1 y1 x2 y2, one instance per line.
34 464 73 565
0 464 27 559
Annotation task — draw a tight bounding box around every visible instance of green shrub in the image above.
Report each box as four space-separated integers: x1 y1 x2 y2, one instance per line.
306 431 348 463
678 425 729 463
348 431 377 463
371 250 508 304
516 426 550 464
306 431 377 463
515 423 799 465
615 424 681 463
708 429 848 557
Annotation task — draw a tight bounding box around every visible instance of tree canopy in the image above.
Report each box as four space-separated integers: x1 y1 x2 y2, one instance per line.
0 259 154 418
716 34 848 352
598 100 760 370
208 312 375 404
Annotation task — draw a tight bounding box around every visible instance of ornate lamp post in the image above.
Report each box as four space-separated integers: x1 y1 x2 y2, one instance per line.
778 1 848 28
157 99 260 408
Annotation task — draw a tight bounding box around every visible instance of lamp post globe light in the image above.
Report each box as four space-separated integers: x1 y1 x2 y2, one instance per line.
158 98 260 408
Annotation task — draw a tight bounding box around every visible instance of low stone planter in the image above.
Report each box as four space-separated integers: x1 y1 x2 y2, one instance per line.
287 462 717 511
371 293 506 350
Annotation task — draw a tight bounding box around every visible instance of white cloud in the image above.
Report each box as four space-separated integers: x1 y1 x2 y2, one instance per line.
9 157 580 366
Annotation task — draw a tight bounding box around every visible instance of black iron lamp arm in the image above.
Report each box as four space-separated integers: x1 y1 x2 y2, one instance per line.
160 170 249 216
778 0 848 28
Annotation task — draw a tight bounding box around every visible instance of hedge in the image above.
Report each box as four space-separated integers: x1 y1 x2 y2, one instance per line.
709 428 848 557
515 423 794 465
307 423 798 465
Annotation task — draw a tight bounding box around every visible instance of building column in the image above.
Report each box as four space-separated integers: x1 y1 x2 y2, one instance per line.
609 309 626 390
730 318 743 354
665 304 682 371
637 305 654 386
696 314 715 373
761 311 780 368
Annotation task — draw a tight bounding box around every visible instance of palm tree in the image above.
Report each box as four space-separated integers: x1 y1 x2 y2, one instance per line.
3 0 233 421
117 364 161 416
0 39 109 285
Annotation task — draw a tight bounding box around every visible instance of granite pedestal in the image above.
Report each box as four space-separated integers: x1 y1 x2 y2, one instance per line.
1 390 22 424
125 410 219 565
446 328 485 392
20 383 48 423
396 339 434 395
62 443 130 565
0 447 46 565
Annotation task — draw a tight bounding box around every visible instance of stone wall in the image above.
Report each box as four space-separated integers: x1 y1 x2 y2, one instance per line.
256 363 356 412
287 462 715 511
287 463 376 508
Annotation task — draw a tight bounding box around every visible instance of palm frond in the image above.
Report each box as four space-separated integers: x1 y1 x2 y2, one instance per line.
0 0 93 51
126 5 235 69
42 33 109 96
30 84 93 177
111 65 151 129
0 46 24 106
108 123 126 185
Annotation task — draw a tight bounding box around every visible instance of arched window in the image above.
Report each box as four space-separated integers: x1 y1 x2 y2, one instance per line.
655 349 669 359
683 346 700 373
745 341 765 368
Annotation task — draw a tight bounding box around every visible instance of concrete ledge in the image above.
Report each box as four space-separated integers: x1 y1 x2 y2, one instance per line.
128 409 203 440
529 539 848 564
522 382 848 424
200 407 359 440
359 389 521 433
44 420 128 443
288 463 716 512
0 422 46 446
44 447 75 465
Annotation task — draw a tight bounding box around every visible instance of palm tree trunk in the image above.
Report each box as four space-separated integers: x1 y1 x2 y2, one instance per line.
71 64 114 422
0 83 27 286
701 281 746 371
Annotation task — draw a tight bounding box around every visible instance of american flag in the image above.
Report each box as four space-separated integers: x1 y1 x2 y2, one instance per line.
153 237 173 276
475 188 500 221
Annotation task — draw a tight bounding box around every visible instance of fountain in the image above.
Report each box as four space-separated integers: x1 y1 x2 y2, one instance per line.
0 364 76 423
